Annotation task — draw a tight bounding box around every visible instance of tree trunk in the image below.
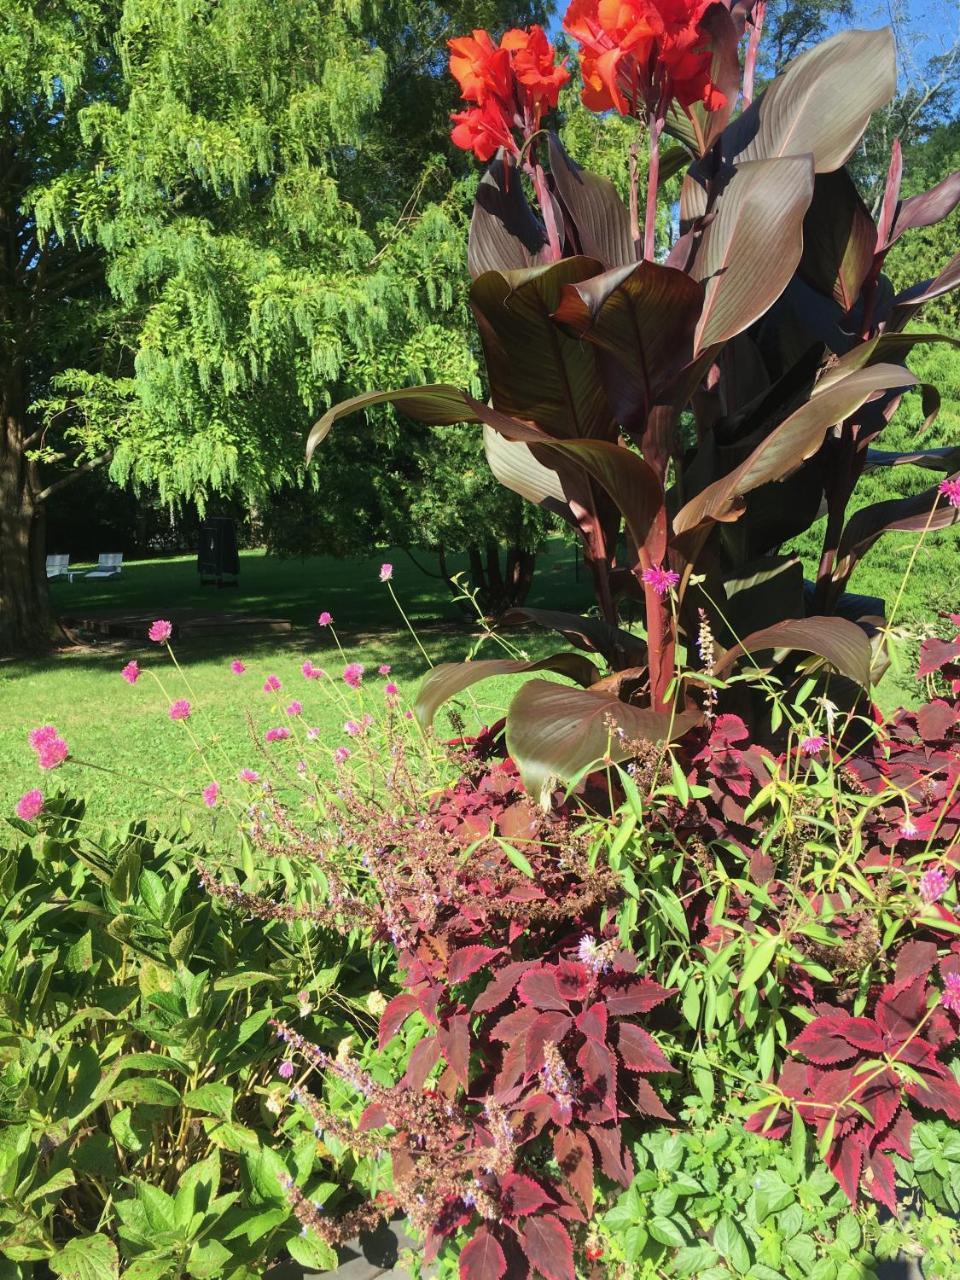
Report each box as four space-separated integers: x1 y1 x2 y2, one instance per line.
0 382 52 655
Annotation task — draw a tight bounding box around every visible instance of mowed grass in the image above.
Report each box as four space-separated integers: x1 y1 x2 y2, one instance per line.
0 529 954 833
0 542 590 827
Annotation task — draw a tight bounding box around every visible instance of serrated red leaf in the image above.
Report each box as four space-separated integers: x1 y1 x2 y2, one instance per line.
556 961 591 1002
633 1076 673 1121
493 1035 527 1098
403 1034 440 1090
359 1102 387 1131
617 1023 673 1074
490 1006 539 1043
918 637 960 677
589 1124 633 1184
788 1017 864 1065
827 1134 864 1204
449 945 501 984
518 968 571 1012
440 1014 471 1089
876 975 927 1040
575 1002 607 1042
473 960 534 1013
500 1174 553 1218
577 1038 617 1115
521 1214 575 1280
553 1129 594 1209
525 1012 573 1077
895 940 938 986
460 1229 507 1280
379 993 419 1050
863 1150 897 1213
603 977 672 1015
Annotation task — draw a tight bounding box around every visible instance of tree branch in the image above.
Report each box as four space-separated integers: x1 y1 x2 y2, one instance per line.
35 450 113 504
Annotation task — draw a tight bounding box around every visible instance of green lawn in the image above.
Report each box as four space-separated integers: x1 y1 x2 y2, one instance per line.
1 530 954 831
0 543 589 826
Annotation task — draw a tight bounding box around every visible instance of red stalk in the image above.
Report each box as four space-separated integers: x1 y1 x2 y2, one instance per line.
642 112 662 262
742 0 766 109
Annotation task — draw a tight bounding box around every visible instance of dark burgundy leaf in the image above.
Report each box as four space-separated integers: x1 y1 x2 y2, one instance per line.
525 1012 573 1076
490 1006 540 1042
416 655 601 732
789 1016 871 1065
517 969 571 1013
799 169 876 309
827 1133 864 1204
713 616 874 690
604 977 674 1016
633 1076 674 1121
575 1002 608 1042
895 940 938 986
460 1229 508 1280
469 152 549 279
521 1215 576 1280
441 1014 471 1089
863 1151 897 1213
890 170 960 246
448 946 502 985
918 638 960 679
617 1023 673 1073
589 1124 634 1184
500 1174 553 1218
553 1128 594 1209
546 132 635 270
403 1035 440 1090
473 961 534 1014
379 993 419 1049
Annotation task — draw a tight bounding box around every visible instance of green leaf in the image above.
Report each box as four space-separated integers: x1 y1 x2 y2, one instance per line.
714 1215 751 1274
138 869 167 921
24 1169 75 1206
753 1172 795 1223
183 1084 234 1121
49 1235 119 1280
110 1077 180 1107
499 841 535 879
649 1215 687 1248
285 1233 338 1270
245 1146 291 1204
739 934 780 991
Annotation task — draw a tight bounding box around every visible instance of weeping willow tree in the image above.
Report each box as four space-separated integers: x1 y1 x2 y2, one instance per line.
0 0 544 653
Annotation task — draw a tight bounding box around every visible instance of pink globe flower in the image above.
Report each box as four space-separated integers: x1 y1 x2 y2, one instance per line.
15 789 44 822
148 619 173 643
344 720 360 737
378 664 392 676
239 768 260 783
317 611 333 626
385 682 399 697
265 726 291 743
263 674 281 692
333 746 350 765
306 727 321 741
920 867 949 904
230 659 246 675
169 699 191 721
286 700 303 716
121 660 140 685
942 971 960 1016
202 781 220 808
379 563 393 582
29 725 68 770
800 734 827 756
939 477 960 509
641 565 680 596
343 662 364 689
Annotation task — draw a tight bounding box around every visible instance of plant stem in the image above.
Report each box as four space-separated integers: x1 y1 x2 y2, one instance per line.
529 156 562 261
742 0 766 108
643 112 662 262
629 138 642 255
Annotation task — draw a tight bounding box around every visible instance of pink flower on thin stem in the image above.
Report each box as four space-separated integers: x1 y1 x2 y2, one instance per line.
378 664 391 676
265 726 291 743
938 477 960 509
230 659 246 675
28 725 68 770
379 563 393 583
121 660 140 685
942 971 960 1016
344 720 361 737
15 789 44 821
920 867 949 904
278 1060 295 1080
385 682 399 698
306 727 321 741
263 674 281 692
286 700 303 716
202 781 220 808
800 734 827 756
169 699 191 721
343 663 364 689
641 565 680 596
317 611 333 627
899 815 919 839
148 620 173 643
239 768 260 783
333 746 350 766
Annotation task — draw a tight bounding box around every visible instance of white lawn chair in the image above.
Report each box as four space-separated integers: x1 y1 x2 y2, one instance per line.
46 554 72 581
85 552 123 579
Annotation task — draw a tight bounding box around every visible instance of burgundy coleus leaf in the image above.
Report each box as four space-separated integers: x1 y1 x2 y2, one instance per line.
403 1034 441 1090
473 960 536 1014
603 976 674 1016
448 945 502 984
525 1012 573 1077
493 1036 527 1099
875 975 927 1041
827 1133 865 1205
490 1006 540 1043
905 1063 960 1122
617 1023 673 1074
521 1214 576 1280
575 1002 608 1042
440 1014 471 1089
863 1150 897 1214
555 960 592 1002
359 1102 388 1131
517 1090 561 1137
894 939 939 986
858 1073 901 1136
379 993 419 1050
518 968 571 1012
500 1174 554 1219
460 1229 507 1280
633 1076 674 1121
553 1128 594 1210
589 1124 633 1185
918 636 960 677
577 1038 618 1122
788 1014 879 1065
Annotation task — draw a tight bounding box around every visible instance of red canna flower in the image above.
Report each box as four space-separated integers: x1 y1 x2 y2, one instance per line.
448 25 569 161
564 0 726 118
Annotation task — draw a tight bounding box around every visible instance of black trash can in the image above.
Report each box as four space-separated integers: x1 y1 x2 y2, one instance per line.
197 517 240 587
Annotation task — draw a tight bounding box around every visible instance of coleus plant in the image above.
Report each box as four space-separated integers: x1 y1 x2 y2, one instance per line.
307 1 960 797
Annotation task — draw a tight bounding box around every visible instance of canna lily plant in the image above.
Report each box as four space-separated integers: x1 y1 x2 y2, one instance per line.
308 1 960 799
